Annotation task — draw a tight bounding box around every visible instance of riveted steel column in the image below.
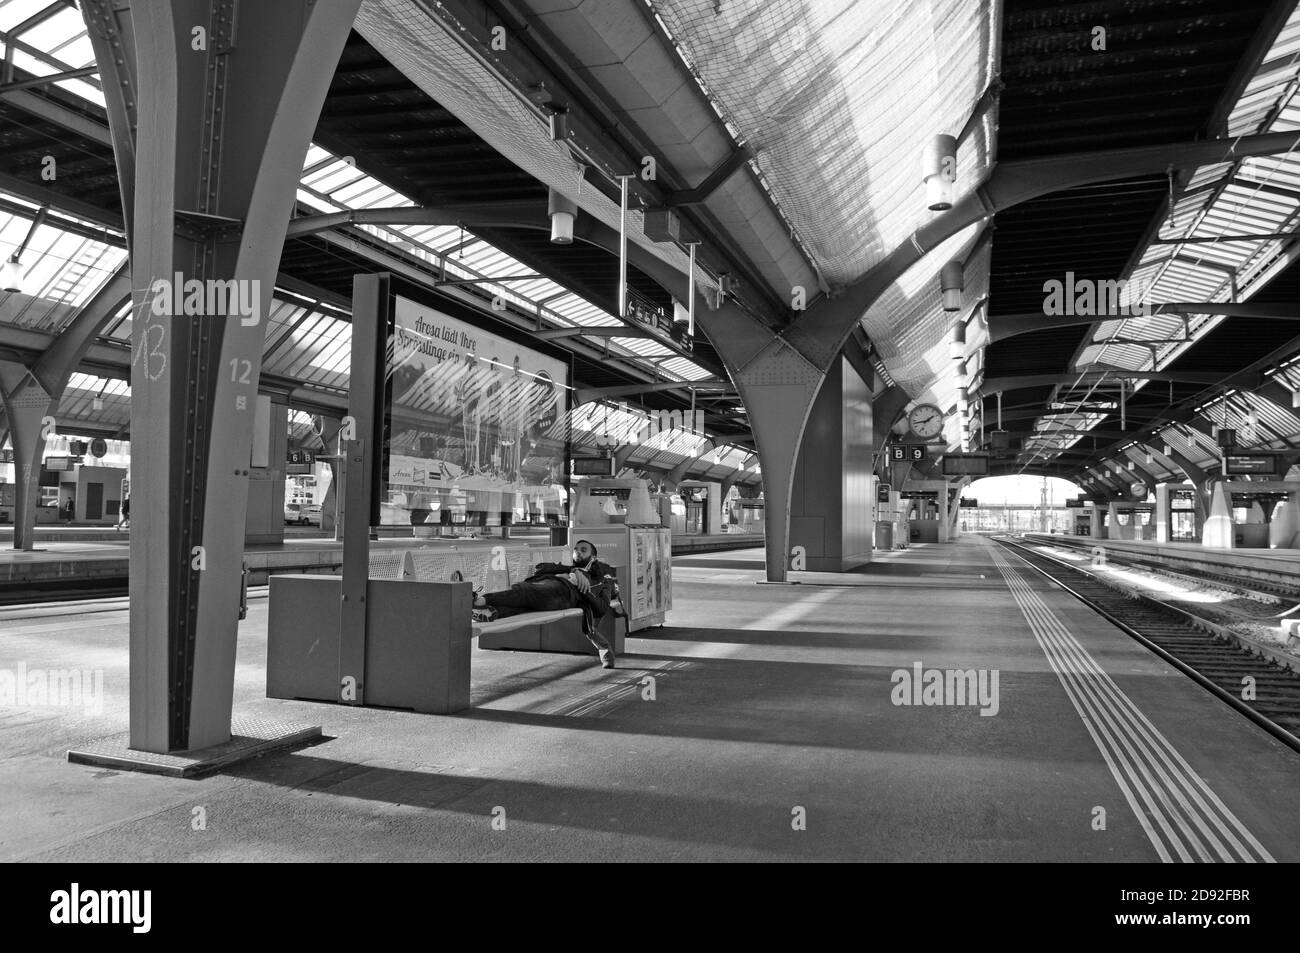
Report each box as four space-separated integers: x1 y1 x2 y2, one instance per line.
728 336 827 582
314 415 343 536
82 0 138 243
0 362 48 551
0 264 131 550
93 0 361 753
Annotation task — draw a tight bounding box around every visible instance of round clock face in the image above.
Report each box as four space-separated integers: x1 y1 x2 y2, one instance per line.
908 404 945 439
1131 481 1148 499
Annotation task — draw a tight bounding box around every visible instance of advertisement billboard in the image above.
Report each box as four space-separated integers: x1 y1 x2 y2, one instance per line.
630 526 672 622
378 293 571 527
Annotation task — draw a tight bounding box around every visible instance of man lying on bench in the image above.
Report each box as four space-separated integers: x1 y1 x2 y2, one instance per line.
472 539 619 668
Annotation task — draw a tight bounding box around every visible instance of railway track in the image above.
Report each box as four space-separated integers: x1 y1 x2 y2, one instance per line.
0 576 129 606
994 535 1300 754
1022 532 1300 601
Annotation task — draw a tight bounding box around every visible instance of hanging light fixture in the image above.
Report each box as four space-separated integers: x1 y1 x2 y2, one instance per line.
922 134 957 211
940 260 963 312
2 206 47 295
548 188 577 244
685 242 698 336
548 109 569 142
1 256 23 294
949 319 965 361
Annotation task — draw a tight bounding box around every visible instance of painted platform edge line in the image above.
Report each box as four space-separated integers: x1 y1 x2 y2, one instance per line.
985 538 1275 863
994 542 1273 863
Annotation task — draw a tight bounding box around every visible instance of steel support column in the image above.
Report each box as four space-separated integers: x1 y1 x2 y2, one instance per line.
0 267 130 553
725 336 826 582
82 0 138 243
0 361 49 550
313 415 343 537
94 0 360 753
691 132 1300 580
1133 440 1209 525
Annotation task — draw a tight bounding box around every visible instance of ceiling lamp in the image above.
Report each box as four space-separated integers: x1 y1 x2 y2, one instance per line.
922 134 957 211
2 207 47 295
1 256 23 293
940 261 963 312
548 109 569 142
548 189 577 244
949 319 965 361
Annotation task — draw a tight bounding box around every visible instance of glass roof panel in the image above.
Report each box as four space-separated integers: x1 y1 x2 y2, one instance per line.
1042 5 1300 468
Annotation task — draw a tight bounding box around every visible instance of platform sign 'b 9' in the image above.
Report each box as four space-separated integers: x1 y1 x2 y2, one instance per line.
890 445 926 463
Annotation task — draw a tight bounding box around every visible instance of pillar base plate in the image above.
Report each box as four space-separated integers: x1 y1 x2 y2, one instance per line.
67 716 321 778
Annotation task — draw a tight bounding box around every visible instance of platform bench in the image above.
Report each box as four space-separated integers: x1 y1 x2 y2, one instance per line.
474 604 624 656
368 545 627 657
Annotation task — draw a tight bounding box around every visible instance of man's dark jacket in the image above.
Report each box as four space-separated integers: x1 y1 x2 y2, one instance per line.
527 560 616 632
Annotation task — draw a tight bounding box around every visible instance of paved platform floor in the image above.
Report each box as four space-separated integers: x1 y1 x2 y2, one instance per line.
3 536 1299 862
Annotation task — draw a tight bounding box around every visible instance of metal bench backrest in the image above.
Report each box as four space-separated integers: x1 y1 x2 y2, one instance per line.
367 549 410 581
366 543 574 588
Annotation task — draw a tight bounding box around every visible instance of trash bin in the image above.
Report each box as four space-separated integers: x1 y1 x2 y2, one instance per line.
874 520 893 550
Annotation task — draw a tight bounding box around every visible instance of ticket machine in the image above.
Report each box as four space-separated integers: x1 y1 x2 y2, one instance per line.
573 477 670 631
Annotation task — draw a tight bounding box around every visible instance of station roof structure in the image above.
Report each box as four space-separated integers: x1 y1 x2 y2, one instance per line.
4 0 1300 492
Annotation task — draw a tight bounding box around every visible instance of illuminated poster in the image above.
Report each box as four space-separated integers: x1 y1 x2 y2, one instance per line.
631 526 672 620
380 296 570 525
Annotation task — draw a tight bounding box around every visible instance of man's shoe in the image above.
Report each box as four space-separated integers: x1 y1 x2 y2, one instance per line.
599 649 616 669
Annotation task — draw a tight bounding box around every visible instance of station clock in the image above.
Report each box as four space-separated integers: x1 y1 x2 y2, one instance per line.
907 403 945 440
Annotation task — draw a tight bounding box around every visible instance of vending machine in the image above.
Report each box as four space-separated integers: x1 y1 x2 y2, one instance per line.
572 477 671 631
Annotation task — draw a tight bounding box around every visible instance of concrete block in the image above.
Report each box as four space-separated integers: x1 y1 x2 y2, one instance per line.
478 621 542 651
267 574 471 714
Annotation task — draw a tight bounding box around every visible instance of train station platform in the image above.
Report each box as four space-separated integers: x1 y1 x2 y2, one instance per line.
3 536 1298 862
1025 533 1300 584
